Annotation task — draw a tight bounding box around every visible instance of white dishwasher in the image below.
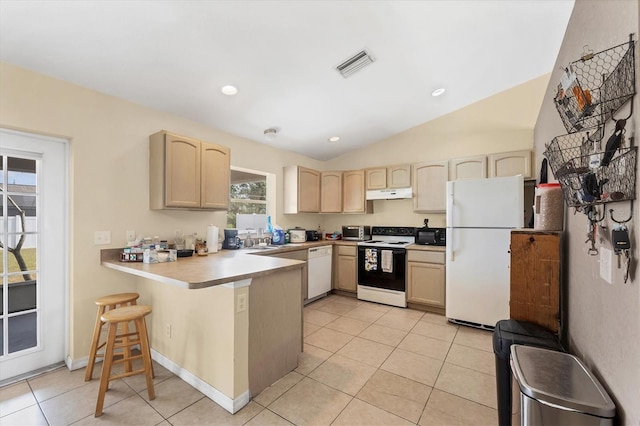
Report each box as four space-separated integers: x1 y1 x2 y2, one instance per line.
307 245 332 301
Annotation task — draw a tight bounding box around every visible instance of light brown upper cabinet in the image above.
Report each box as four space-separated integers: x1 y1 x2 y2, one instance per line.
149 131 230 210
449 156 487 180
366 168 387 190
343 170 372 213
413 161 449 213
320 171 343 213
489 150 532 179
388 164 412 188
366 164 411 189
283 165 320 213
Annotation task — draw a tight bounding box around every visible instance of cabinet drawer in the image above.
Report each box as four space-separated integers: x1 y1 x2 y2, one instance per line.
337 245 357 256
407 250 445 264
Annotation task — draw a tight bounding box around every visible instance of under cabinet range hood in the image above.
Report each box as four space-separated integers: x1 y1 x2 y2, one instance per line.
366 187 413 200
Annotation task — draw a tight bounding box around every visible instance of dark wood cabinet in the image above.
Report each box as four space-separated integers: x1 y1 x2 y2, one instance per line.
510 230 562 333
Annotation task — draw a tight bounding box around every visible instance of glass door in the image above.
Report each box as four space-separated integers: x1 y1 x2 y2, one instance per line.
0 129 67 381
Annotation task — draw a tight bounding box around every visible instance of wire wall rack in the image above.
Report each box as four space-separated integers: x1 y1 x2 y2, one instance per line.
545 128 637 208
554 37 635 133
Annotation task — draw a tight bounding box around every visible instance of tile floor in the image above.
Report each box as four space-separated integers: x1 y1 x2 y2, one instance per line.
0 294 498 425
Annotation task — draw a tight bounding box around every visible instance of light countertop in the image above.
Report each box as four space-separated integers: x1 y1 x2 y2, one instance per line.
101 248 305 289
101 240 447 289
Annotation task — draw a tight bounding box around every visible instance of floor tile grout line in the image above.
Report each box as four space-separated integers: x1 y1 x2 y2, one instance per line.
25 379 51 426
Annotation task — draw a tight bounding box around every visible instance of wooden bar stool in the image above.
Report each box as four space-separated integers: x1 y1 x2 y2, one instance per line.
85 292 140 381
95 304 155 417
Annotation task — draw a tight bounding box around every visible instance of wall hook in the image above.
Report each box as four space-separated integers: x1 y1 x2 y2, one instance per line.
609 200 633 224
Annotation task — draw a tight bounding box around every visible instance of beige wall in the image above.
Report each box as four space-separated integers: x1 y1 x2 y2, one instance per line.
0 62 322 362
533 0 639 424
136 278 246 398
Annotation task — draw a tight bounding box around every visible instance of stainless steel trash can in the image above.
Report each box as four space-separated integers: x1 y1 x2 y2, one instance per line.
510 345 615 425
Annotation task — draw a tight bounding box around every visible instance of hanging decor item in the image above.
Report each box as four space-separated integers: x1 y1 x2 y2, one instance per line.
554 35 635 133
544 34 637 211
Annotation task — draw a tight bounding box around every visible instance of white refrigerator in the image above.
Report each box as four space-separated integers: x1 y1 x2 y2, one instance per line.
446 175 524 328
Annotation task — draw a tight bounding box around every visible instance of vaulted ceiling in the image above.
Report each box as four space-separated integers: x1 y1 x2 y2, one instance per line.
0 0 575 160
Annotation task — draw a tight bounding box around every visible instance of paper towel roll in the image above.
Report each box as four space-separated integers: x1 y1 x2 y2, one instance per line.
207 225 219 253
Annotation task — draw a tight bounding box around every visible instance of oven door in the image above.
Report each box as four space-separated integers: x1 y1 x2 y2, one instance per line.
357 246 406 291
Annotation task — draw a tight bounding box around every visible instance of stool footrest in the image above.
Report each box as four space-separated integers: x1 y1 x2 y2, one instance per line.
109 368 148 381
112 354 143 365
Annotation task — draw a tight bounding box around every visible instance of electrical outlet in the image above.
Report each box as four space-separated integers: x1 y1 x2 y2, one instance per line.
126 230 136 242
600 247 612 284
94 230 111 245
236 294 247 313
166 324 172 338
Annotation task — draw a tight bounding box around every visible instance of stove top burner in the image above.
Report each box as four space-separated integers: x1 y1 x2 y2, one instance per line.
357 226 416 248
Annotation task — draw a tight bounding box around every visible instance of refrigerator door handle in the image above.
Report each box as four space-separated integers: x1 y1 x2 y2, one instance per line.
447 228 455 262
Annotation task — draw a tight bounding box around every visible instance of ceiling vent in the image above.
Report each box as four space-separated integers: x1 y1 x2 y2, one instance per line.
336 49 375 78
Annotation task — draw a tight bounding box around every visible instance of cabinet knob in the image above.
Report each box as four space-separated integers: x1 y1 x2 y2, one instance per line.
529 237 535 243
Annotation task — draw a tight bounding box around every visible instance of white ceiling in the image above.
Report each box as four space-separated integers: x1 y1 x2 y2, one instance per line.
0 0 574 161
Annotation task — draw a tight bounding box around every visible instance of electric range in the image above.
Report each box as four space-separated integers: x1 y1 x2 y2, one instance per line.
356 226 415 307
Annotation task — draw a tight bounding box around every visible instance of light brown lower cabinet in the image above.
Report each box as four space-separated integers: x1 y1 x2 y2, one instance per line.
334 245 357 292
407 249 445 311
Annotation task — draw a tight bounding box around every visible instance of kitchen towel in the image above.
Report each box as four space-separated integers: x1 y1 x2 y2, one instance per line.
207 225 219 253
381 250 393 273
365 248 377 271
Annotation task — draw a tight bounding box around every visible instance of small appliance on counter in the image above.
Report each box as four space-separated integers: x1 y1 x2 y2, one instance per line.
342 225 371 241
289 228 306 243
222 229 241 249
415 219 446 246
271 229 285 245
305 230 320 241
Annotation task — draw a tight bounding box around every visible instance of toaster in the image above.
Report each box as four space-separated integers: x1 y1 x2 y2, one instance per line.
288 228 306 243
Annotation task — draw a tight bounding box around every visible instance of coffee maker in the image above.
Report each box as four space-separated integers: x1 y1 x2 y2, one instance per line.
222 229 240 249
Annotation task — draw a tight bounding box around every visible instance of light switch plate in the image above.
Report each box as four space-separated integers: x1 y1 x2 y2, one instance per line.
599 247 612 284
94 230 111 245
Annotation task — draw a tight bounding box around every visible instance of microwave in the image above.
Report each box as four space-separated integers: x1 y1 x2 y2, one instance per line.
342 225 371 241
415 227 446 246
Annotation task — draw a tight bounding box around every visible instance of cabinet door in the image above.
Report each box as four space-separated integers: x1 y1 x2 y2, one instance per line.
407 262 445 307
413 161 448 213
343 170 368 213
510 231 561 332
387 164 411 188
298 167 320 212
201 143 230 209
366 168 387 190
489 150 532 178
336 255 357 292
165 134 201 208
321 171 342 213
449 156 487 180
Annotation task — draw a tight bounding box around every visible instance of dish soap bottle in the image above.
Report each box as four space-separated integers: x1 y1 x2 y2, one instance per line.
266 216 273 234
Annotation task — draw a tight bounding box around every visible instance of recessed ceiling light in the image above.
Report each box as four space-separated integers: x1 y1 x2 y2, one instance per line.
431 87 446 97
221 85 238 96
328 136 340 143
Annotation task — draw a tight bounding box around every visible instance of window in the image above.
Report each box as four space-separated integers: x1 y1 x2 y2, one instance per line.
227 167 273 229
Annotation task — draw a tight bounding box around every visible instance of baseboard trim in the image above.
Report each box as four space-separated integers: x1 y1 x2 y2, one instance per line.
66 354 88 371
150 349 249 414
